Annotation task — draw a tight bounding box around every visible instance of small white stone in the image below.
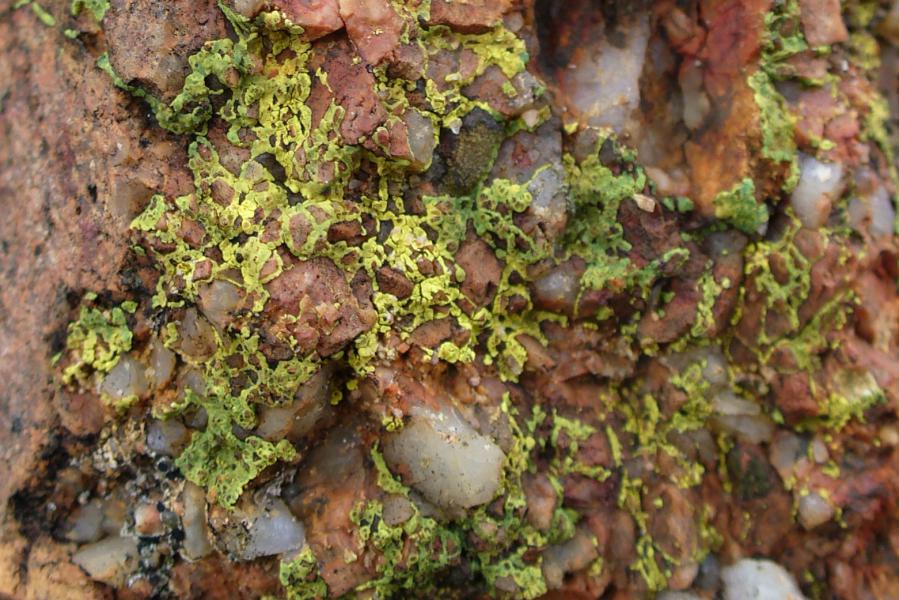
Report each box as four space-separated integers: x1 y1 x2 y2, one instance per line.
99 356 148 402
147 338 176 389
634 193 657 212
798 491 835 530
181 482 212 561
404 110 436 168
383 402 505 509
66 499 105 543
521 109 541 128
382 494 415 526
198 280 242 329
177 308 217 359
790 154 844 229
146 418 188 456
810 438 829 464
73 535 140 586
221 499 306 561
721 559 808 600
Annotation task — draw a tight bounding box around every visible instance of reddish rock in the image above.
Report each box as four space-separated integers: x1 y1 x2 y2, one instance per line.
105 0 228 101
456 236 502 306
799 0 848 47
263 257 377 357
271 0 343 40
409 318 455 350
773 372 821 423
646 484 699 576
638 278 700 344
427 0 510 33
523 473 556 531
337 0 403 66
3 1 899 598
376 266 414 299
308 36 387 144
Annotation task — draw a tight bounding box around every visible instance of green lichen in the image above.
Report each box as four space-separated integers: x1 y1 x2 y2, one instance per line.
861 95 899 234
563 141 689 310
53 2 881 596
737 212 854 373
62 294 136 385
70 0 108 22
279 546 329 600
14 0 56 27
175 400 297 508
713 178 768 235
353 498 462 596
747 72 799 191
813 369 885 431
309 396 597 599
752 0 806 190
31 2 56 26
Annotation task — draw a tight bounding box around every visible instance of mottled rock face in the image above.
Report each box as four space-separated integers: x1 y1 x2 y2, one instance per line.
3 1 899 600
104 0 229 100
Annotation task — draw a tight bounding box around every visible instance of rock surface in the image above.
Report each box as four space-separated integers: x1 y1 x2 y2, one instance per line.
1 1 899 599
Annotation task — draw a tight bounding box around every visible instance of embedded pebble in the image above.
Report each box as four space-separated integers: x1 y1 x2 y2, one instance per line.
198 280 243 329
533 263 580 313
721 559 807 600
65 499 105 543
99 356 148 402
255 365 333 441
561 12 650 132
134 502 164 536
72 535 140 586
790 154 844 229
527 166 568 225
221 499 306 561
404 110 437 169
181 482 213 561
382 494 415 526
177 308 218 359
383 403 505 509
147 338 176 389
541 528 599 589
798 491 835 530
711 391 774 443
146 418 189 456
848 184 896 237
769 431 805 482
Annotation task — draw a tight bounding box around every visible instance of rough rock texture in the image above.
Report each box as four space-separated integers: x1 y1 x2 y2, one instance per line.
1 0 899 599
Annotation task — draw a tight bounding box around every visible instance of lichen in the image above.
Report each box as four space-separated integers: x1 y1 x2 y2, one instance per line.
174 400 297 508
736 212 855 374
712 178 768 234
52 1 893 596
813 369 885 432
70 0 108 22
62 294 136 385
279 546 329 600
563 139 689 310
752 0 805 191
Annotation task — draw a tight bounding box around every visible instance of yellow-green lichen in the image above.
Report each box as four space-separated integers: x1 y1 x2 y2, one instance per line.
812 368 885 431
713 178 768 235
175 400 297 508
279 546 329 600
70 0 107 21
62 294 136 385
